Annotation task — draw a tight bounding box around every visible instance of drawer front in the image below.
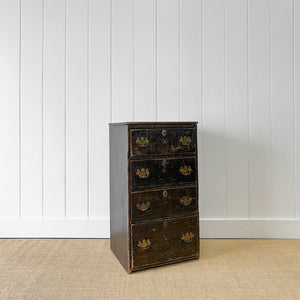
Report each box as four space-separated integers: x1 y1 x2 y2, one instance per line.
130 127 196 157
131 187 197 222
130 157 196 189
131 215 199 269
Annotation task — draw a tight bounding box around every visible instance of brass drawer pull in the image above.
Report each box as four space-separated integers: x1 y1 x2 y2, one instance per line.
136 202 150 211
136 168 150 178
162 190 168 198
181 232 195 243
179 136 191 146
136 136 149 148
180 196 192 206
138 239 151 250
179 165 192 176
162 129 167 136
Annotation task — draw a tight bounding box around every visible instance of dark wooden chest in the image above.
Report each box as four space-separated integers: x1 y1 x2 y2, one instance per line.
109 122 199 273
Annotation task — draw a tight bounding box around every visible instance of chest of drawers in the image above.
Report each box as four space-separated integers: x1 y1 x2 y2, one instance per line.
109 122 199 273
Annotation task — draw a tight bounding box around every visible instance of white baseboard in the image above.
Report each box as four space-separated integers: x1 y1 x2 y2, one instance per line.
0 218 300 238
200 219 300 238
0 218 110 238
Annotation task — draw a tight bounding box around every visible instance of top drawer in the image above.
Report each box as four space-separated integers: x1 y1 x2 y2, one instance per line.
130 127 196 157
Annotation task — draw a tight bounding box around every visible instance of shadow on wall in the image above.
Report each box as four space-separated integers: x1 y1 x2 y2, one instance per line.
197 128 273 220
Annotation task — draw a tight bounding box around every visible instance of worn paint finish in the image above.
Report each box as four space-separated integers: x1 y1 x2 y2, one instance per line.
131 215 199 270
130 157 196 189
110 122 199 273
130 127 197 157
131 186 198 222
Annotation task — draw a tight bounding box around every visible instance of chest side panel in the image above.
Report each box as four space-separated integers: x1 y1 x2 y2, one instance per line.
110 124 130 272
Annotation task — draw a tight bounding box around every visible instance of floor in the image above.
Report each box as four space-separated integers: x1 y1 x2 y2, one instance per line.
0 239 299 300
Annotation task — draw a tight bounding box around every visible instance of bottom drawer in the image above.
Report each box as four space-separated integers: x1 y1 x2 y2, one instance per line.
131 215 199 270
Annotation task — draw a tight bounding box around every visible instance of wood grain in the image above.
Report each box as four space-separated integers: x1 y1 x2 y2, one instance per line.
109 124 130 273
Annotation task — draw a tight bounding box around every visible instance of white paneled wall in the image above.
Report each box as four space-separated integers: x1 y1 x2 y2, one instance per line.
0 0 300 238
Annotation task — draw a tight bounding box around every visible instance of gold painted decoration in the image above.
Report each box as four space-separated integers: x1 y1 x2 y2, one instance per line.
136 168 150 178
161 159 168 173
138 239 151 249
136 202 150 211
136 136 149 148
181 232 195 243
179 165 192 176
179 136 191 146
180 196 192 206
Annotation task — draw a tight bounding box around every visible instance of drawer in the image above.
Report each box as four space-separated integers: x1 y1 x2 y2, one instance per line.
130 157 196 189
130 127 196 157
131 215 199 270
131 187 197 222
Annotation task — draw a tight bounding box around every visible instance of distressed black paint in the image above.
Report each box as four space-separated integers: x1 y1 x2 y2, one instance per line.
131 186 198 222
109 122 199 273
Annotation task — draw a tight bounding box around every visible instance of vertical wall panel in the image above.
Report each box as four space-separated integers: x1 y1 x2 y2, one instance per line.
66 0 88 218
296 0 300 218
271 0 294 218
0 0 20 218
157 0 179 121
20 0 43 218
225 0 249 218
180 0 202 216
202 0 226 218
248 0 272 219
111 0 134 122
134 0 156 121
89 0 110 219
180 0 201 121
2 0 300 237
43 0 66 219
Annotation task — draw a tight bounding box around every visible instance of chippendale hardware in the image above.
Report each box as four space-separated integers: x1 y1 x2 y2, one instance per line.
162 190 168 198
181 232 195 243
179 136 191 146
136 136 149 148
136 202 150 211
138 239 151 249
180 196 192 206
161 159 168 173
136 168 150 178
179 165 192 176
162 129 167 136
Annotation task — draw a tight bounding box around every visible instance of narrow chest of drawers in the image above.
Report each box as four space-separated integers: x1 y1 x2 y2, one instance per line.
109 122 199 273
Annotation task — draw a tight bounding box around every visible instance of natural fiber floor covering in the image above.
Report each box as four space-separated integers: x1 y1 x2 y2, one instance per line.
0 239 300 300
